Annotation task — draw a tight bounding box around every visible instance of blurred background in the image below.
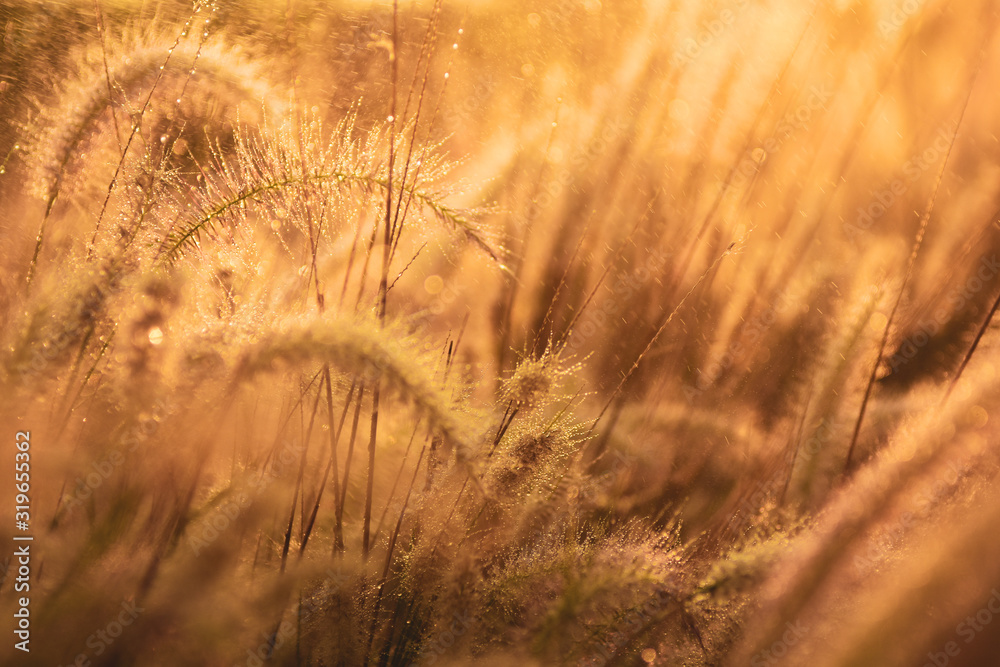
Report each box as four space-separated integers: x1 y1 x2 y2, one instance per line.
3 1 1000 665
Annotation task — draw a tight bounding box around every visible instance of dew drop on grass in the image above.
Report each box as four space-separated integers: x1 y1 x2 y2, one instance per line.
968 405 988 428
424 275 443 294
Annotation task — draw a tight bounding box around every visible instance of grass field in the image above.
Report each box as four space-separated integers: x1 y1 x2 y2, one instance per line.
3 1 1000 665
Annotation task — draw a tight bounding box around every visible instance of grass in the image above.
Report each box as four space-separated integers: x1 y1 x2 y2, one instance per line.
2 0 1000 665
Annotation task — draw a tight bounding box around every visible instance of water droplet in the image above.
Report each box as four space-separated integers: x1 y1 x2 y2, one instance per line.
969 405 989 428
424 275 444 294
668 98 690 122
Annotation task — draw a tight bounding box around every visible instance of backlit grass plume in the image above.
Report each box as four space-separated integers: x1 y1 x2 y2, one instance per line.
234 314 482 464
4 2 1000 666
160 110 500 265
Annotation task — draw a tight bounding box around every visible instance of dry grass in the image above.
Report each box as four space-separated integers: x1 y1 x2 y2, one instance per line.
2 1 1000 665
